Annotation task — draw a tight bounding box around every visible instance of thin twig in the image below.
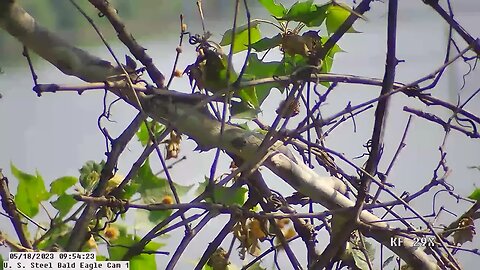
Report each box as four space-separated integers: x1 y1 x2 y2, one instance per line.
70 0 144 112
403 106 479 138
88 0 166 87
423 0 480 55
208 0 240 195
167 14 186 88
145 125 190 232
372 115 413 203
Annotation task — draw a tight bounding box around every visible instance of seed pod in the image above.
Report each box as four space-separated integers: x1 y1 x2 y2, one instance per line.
276 99 300 118
162 195 174 205
249 218 267 240
166 131 181 159
207 248 230 270
104 225 119 241
453 217 476 245
86 235 98 252
281 33 310 57
173 69 183 77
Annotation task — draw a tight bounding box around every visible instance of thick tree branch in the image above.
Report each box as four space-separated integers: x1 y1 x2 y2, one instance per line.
264 152 438 269
0 0 121 82
313 1 399 267
362 0 398 199
66 113 145 251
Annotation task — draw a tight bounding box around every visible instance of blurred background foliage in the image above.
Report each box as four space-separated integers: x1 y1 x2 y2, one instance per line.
0 0 241 64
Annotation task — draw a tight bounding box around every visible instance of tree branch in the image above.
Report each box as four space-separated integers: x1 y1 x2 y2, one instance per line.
319 0 373 59
87 0 165 87
423 0 480 55
403 106 480 138
313 0 399 266
0 169 33 249
66 113 144 251
0 0 121 82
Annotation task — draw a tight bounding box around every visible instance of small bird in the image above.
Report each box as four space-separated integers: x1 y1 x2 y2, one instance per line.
185 47 237 95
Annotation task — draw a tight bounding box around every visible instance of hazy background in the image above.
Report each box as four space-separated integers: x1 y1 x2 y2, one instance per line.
1 0 479 269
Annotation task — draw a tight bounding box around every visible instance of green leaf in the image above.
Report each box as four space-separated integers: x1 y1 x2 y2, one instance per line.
136 159 193 223
50 176 77 195
137 121 150 146
468 188 480 201
323 43 343 72
347 236 375 270
96 255 107 261
174 181 194 196
36 223 70 250
137 120 166 147
136 159 193 204
134 209 168 231
130 254 156 270
51 194 77 218
220 21 262 54
120 182 140 200
210 185 248 206
282 53 308 74
237 122 250 130
258 0 286 17
233 52 298 118
319 37 343 87
326 4 359 35
243 53 289 106
195 177 210 196
251 34 282 52
195 176 248 206
279 1 330 27
79 160 105 192
199 50 238 93
364 240 375 261
247 261 267 270
235 53 305 109
147 208 172 223
11 163 51 217
231 101 261 120
351 248 369 270
108 232 164 270
237 86 259 108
